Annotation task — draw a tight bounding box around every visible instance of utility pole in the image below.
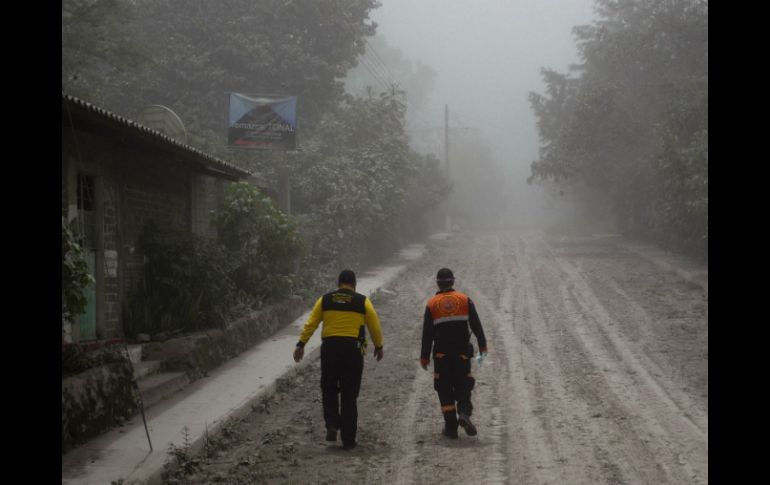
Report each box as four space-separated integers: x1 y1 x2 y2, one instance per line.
279 151 291 215
444 104 451 233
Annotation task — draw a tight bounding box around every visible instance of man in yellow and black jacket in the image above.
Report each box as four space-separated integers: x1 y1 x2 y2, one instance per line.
293 269 384 450
420 267 487 439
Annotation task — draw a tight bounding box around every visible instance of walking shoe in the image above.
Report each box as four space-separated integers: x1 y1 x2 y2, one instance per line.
458 414 477 436
326 427 337 442
342 441 357 450
442 426 459 439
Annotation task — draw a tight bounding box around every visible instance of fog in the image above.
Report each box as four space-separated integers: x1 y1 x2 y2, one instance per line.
63 0 707 261
362 0 598 232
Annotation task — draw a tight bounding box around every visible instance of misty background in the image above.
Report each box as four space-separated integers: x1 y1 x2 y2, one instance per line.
366 0 597 230
62 3 708 473
62 0 707 337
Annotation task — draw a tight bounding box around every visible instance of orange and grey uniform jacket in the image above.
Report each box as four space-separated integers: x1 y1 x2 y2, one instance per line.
297 286 384 350
420 288 487 366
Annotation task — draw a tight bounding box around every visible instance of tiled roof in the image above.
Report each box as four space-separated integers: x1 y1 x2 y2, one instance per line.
62 92 253 180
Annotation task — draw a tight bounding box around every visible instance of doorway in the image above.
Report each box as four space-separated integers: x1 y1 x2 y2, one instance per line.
76 173 97 341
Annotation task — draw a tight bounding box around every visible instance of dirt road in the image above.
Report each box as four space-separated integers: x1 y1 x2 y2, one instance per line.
164 230 708 485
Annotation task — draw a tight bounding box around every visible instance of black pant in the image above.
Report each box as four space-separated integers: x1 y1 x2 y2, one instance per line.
433 348 476 430
320 337 364 444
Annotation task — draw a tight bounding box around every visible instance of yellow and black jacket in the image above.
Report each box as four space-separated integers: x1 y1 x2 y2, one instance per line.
297 286 383 349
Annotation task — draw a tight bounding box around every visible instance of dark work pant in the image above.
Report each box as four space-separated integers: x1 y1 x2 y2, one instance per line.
320 337 364 444
433 349 476 430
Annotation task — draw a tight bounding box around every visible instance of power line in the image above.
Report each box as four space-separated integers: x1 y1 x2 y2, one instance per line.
319 0 404 96
362 40 399 86
356 53 392 92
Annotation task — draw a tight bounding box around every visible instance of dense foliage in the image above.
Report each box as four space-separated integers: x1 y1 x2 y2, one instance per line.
62 217 94 326
63 0 381 158
124 186 302 337
63 0 450 336
271 89 448 277
124 222 238 337
218 182 305 302
528 0 707 260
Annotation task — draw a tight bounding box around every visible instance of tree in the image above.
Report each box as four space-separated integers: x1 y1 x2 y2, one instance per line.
344 33 438 150
217 182 305 302
288 88 447 272
62 0 382 159
62 0 451 293
529 0 707 259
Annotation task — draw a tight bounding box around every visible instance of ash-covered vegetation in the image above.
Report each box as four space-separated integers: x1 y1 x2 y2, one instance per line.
63 0 449 336
529 0 707 260
62 0 707 340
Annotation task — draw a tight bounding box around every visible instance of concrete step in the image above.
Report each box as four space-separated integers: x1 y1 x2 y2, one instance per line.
126 344 143 365
137 371 190 410
132 360 162 380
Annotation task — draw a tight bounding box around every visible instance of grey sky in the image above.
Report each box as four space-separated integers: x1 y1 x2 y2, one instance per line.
371 0 596 177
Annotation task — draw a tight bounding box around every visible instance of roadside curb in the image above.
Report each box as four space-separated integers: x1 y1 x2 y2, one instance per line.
145 345 322 485
147 243 429 483
62 240 431 485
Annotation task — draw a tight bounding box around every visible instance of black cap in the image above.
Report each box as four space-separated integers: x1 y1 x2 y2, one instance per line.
436 268 454 283
338 269 356 286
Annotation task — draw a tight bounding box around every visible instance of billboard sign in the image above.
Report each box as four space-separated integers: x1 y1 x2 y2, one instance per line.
227 93 297 150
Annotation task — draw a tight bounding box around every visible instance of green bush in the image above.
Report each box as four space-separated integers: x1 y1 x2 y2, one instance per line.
217 182 305 303
62 217 94 325
123 221 238 337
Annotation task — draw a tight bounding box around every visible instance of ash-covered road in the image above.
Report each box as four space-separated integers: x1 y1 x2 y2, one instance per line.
165 230 708 485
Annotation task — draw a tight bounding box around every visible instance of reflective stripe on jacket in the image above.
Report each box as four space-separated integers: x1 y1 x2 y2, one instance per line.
420 288 487 361
427 291 470 325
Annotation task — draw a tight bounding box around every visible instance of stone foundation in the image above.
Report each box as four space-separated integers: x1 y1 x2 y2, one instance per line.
61 361 137 454
142 296 307 377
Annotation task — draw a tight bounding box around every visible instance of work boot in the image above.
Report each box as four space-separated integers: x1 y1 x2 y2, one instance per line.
326 427 337 442
458 414 477 436
442 425 459 439
342 441 357 450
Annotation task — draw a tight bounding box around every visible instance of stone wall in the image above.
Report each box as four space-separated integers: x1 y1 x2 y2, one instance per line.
61 296 308 454
142 296 308 378
61 361 137 454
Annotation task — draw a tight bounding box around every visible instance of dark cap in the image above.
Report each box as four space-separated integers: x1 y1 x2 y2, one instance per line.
338 269 356 286
436 268 454 284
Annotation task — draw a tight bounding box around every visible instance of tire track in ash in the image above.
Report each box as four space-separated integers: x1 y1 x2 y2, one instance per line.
379 234 512 485
360 246 491 485
461 232 562 485
459 231 616 485
517 234 663 484
458 234 513 484
533 234 707 484
581 268 708 437
556 255 706 483
497 232 611 485
367 231 706 485
514 233 674 484
374 275 435 485
359 264 436 485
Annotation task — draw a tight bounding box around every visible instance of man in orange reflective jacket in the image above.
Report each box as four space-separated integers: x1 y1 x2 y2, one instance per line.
420 268 487 439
